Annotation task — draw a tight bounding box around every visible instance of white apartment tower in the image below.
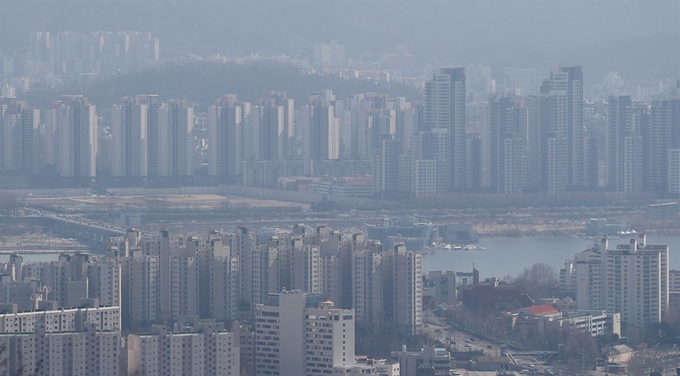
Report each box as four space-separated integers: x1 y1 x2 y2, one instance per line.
304 300 355 376
313 102 340 161
312 40 346 72
254 292 355 376
0 324 119 376
648 97 680 194
562 234 669 327
208 98 242 181
261 104 285 161
128 323 239 376
424 68 466 190
156 100 193 178
541 66 584 189
199 236 239 322
606 95 645 193
352 250 384 326
504 67 539 96
669 148 680 195
384 245 424 336
55 96 97 183
86 257 121 308
123 252 160 327
0 104 40 173
111 97 148 179
351 244 423 335
169 242 200 320
290 245 321 294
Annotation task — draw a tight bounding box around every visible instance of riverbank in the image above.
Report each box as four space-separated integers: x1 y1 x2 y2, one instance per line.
472 217 680 238
473 223 583 237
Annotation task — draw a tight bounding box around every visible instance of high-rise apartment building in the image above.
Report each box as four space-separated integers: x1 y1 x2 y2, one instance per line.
669 148 680 195
33 31 159 75
383 245 424 336
504 68 539 96
208 96 242 182
268 91 295 160
312 101 340 161
152 100 193 179
0 323 120 376
648 97 680 194
375 137 401 194
54 96 97 184
352 250 384 327
486 95 529 193
254 292 355 376
606 95 645 193
561 234 669 327
312 40 346 72
199 235 239 322
261 104 286 161
0 99 40 174
351 243 423 335
424 68 466 191
127 321 239 376
169 237 200 320
541 66 584 190
86 257 121 308
111 97 148 180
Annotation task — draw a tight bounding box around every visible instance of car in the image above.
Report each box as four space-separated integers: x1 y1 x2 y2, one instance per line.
464 344 471 348
486 345 493 349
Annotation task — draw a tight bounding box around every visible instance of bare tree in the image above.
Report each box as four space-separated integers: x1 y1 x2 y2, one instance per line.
563 331 600 366
627 348 680 376
513 263 559 300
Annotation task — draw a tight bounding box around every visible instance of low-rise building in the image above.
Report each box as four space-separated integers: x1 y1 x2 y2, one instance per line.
505 306 621 338
391 345 452 376
428 269 479 305
308 176 375 197
468 356 511 372
0 304 120 333
333 358 400 376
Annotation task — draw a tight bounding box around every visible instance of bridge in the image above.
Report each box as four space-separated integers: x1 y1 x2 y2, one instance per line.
3 213 127 252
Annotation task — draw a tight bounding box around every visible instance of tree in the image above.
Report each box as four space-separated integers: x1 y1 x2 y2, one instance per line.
563 331 600 366
513 263 559 300
626 348 680 376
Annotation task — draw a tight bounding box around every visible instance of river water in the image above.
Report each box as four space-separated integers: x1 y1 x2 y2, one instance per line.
422 235 680 278
4 235 680 278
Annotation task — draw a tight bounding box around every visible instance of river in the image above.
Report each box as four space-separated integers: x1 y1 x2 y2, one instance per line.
4 235 680 278
422 235 680 278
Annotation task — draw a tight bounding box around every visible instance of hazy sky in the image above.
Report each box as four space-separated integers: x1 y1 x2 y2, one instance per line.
2 0 679 81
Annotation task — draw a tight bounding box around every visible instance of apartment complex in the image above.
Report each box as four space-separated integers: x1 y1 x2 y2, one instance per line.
127 320 239 376
561 234 669 326
108 225 423 336
0 305 121 376
29 31 159 75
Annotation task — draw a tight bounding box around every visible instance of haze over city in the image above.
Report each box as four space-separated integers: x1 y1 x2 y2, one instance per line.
0 1 680 375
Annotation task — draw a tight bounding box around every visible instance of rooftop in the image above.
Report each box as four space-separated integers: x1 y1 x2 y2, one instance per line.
517 305 559 316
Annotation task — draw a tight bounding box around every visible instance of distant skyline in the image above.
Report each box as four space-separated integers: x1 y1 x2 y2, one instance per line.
1 0 679 82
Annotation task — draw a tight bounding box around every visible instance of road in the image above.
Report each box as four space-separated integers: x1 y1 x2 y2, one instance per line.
423 310 502 356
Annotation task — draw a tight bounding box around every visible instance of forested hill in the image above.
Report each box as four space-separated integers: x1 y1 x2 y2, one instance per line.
23 61 422 108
